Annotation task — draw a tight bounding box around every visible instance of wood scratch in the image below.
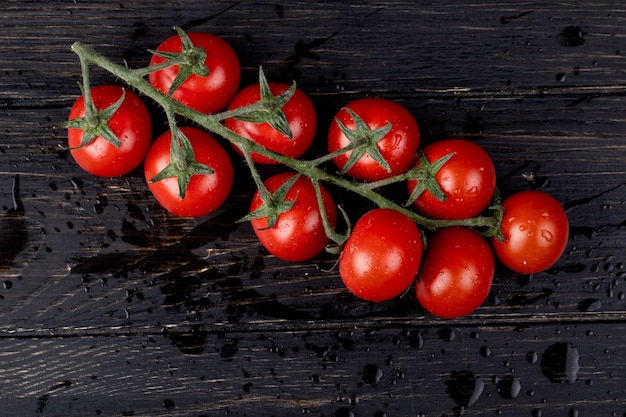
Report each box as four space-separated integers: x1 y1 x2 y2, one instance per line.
501 10 533 24
180 1 241 30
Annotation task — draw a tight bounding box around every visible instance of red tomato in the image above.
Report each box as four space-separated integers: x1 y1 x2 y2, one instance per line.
249 172 337 262
68 85 151 177
339 208 423 302
328 98 420 181
225 82 317 164
408 139 496 220
144 127 233 218
416 227 494 318
492 190 569 274
149 31 240 114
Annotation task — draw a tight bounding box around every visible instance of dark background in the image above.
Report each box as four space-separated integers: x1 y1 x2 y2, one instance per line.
1 1 625 416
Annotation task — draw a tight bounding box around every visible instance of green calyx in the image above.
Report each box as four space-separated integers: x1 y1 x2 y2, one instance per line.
148 26 209 96
232 67 295 140
148 126 214 199
61 84 125 149
335 108 393 175
238 173 301 229
405 151 455 206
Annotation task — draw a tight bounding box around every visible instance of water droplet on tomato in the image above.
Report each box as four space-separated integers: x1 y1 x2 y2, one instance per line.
391 133 403 148
541 229 554 242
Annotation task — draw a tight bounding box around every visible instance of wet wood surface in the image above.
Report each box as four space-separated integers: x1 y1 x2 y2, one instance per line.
1 1 626 416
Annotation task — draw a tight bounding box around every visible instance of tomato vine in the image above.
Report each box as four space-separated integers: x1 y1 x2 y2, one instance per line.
64 28 568 318
68 38 504 241
61 26 569 315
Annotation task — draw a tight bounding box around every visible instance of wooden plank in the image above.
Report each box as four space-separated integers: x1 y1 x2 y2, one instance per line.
0 322 624 416
2 1 626 106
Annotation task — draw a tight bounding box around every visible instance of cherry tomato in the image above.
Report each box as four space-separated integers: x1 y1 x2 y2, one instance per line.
225 82 317 164
249 172 337 262
328 98 420 182
492 190 569 274
149 31 240 114
144 127 233 218
416 227 494 318
339 208 423 302
68 85 151 177
408 139 496 220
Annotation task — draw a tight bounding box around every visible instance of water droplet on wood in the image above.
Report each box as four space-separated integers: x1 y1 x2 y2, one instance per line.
541 342 580 383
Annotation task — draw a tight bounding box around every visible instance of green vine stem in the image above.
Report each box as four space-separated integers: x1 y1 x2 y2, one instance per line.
68 41 503 239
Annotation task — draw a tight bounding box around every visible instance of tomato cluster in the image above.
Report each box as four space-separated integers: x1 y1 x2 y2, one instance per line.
65 27 570 319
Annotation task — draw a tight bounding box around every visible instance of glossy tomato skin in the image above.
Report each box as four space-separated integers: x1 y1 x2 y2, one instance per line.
339 208 423 302
144 127 233 218
149 32 240 114
416 227 494 318
68 85 152 177
408 139 496 220
328 98 420 181
225 82 317 164
492 190 569 274
250 172 337 262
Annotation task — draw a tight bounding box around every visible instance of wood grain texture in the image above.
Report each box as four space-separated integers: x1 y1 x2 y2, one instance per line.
1 1 626 416
0 323 624 416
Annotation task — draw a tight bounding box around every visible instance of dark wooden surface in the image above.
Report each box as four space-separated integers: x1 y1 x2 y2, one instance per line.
1 1 626 416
